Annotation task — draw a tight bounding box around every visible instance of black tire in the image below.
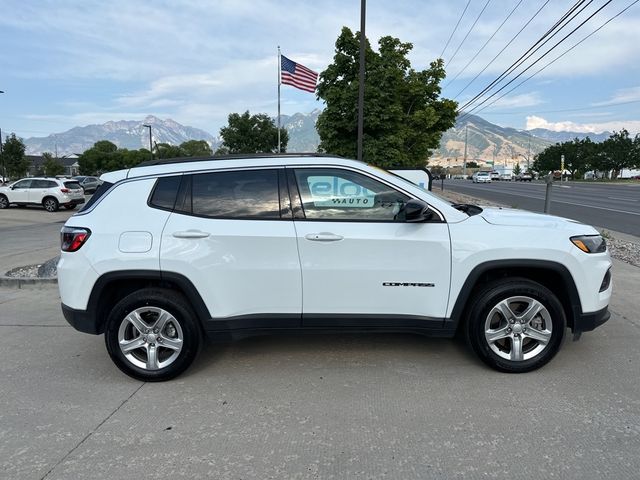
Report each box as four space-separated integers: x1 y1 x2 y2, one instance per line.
42 197 59 212
105 288 202 381
464 278 565 373
0 195 8 209
64 205 76 210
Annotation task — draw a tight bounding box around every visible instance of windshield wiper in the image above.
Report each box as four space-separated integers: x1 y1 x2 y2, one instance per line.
451 203 483 216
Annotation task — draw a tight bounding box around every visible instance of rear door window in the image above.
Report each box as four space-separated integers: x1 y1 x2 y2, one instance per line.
186 169 281 219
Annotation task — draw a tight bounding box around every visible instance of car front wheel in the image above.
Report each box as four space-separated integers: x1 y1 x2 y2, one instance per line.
105 288 202 381
465 278 565 372
0 195 8 209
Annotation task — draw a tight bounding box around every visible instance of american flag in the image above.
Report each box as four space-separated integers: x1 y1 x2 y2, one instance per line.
280 55 318 93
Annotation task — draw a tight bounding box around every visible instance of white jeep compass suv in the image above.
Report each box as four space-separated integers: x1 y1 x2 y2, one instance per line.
58 154 612 381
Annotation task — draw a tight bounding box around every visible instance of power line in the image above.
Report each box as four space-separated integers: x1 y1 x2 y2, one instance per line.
445 0 493 68
453 0 552 99
481 99 640 116
471 0 640 117
440 0 473 59
459 0 615 120
459 0 593 112
445 0 524 88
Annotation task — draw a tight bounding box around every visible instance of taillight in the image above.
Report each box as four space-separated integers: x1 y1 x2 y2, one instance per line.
60 188 70 193
61 227 91 252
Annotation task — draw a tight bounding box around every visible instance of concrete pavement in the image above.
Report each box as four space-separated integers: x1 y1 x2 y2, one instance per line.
1 258 639 479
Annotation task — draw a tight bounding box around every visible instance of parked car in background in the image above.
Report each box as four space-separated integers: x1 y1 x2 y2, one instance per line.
0 177 85 211
472 171 492 183
515 172 533 182
499 172 513 181
490 171 500 181
72 176 102 194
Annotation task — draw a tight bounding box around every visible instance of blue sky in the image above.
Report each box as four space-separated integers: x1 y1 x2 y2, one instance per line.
1 0 640 140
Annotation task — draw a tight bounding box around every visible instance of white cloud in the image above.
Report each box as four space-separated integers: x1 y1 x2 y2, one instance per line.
487 92 544 109
592 86 640 106
526 115 640 134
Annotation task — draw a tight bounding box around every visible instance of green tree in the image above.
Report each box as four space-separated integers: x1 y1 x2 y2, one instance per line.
155 143 186 159
513 163 521 176
42 152 65 176
180 140 212 157
78 140 121 175
219 111 288 154
121 148 152 167
600 130 635 179
2 133 30 179
533 143 562 174
316 27 457 168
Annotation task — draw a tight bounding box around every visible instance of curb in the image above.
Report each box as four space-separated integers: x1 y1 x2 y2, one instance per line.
0 276 58 288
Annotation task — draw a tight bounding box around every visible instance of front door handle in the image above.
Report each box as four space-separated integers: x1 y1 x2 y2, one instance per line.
172 230 210 239
305 232 344 242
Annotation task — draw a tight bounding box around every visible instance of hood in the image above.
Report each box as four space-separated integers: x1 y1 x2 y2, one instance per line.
480 207 588 230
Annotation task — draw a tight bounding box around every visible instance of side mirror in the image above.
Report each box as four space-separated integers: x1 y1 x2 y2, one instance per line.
398 199 434 223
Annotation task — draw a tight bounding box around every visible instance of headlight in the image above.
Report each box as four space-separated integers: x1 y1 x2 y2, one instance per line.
570 235 606 253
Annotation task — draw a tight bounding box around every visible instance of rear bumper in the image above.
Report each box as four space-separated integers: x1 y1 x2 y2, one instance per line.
64 198 85 206
61 303 100 334
573 306 610 333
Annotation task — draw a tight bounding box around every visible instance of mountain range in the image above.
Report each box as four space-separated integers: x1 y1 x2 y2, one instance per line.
22 112 614 163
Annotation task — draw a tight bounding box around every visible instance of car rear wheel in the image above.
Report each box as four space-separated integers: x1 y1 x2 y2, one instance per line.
43 197 59 212
105 288 202 381
0 195 9 209
465 278 565 373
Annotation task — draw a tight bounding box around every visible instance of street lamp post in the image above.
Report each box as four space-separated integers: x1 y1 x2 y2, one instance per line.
0 90 5 182
142 124 153 160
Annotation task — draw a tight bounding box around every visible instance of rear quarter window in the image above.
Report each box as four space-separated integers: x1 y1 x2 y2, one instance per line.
149 176 182 211
78 181 113 212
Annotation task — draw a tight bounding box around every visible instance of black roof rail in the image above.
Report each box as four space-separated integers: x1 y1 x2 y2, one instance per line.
134 152 346 168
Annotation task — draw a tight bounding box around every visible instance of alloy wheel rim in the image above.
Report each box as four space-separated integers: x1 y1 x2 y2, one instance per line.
117 306 184 370
484 296 553 362
0 197 7 208
44 200 56 211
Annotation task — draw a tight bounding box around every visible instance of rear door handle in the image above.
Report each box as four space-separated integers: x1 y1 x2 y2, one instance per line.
172 230 210 239
305 232 344 242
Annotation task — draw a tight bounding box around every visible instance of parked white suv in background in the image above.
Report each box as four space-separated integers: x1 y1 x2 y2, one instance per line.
58 154 612 381
0 177 85 211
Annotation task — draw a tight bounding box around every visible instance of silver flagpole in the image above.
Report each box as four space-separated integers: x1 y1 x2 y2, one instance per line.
277 46 281 153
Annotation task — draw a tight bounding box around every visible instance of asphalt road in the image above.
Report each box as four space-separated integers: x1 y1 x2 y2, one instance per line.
441 180 640 236
0 206 76 274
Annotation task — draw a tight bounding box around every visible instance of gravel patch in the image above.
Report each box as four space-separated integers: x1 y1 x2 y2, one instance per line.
5 256 59 278
435 187 640 268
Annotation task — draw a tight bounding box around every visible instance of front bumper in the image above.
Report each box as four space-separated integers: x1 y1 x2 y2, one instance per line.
572 305 610 333
61 303 100 334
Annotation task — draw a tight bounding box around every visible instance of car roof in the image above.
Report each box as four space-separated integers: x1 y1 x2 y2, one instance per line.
122 154 368 180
